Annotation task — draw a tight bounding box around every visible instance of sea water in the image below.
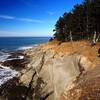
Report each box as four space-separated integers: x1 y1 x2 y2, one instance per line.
0 37 50 85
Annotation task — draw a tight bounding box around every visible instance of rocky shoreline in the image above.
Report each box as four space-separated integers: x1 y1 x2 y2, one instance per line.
0 50 30 86
0 41 100 100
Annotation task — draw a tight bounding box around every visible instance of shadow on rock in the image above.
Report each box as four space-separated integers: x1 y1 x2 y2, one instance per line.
0 77 53 100
0 78 33 100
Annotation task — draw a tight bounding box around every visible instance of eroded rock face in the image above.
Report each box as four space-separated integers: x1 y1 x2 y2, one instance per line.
19 46 92 100
60 66 100 100
0 44 95 100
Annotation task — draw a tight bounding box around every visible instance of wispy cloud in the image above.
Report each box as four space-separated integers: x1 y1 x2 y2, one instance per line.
20 0 38 8
17 18 44 23
0 15 15 20
0 30 33 37
0 30 17 37
47 11 55 15
0 14 43 23
0 30 52 37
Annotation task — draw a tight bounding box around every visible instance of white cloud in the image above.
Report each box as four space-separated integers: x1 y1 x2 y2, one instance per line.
0 14 43 23
47 11 55 15
0 30 17 36
20 0 36 7
17 18 44 23
0 30 52 37
0 30 32 37
0 15 15 20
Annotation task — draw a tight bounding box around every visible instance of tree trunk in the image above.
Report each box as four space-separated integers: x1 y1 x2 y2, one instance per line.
70 31 73 41
91 31 100 46
96 33 100 43
93 31 97 44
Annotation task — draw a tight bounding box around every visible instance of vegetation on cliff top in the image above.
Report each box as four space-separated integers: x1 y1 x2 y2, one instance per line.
52 0 100 43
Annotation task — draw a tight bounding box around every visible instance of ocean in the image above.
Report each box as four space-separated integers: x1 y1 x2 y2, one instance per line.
0 37 50 86
0 37 50 51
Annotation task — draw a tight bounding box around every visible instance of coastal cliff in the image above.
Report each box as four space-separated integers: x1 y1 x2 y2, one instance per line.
0 41 100 100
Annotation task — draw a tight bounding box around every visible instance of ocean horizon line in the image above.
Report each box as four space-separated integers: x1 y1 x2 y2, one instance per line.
0 36 51 38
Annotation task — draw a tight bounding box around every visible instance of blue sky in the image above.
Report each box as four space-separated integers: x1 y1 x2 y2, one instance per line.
0 0 83 37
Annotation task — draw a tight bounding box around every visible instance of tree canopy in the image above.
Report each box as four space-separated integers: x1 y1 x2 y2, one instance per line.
53 0 100 42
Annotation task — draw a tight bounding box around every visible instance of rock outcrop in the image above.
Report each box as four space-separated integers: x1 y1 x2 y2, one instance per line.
19 44 93 100
0 41 100 100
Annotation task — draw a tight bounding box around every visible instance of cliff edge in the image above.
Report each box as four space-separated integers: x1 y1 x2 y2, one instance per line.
0 41 100 100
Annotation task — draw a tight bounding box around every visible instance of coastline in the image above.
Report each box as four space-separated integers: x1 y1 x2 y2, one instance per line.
0 44 37 84
0 43 44 86
0 41 100 100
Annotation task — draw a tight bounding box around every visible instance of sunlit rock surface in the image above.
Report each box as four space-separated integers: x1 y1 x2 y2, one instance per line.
20 43 93 100
0 41 100 100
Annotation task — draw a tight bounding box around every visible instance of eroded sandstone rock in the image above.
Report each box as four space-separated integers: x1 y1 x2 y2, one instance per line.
19 46 93 100
0 44 96 100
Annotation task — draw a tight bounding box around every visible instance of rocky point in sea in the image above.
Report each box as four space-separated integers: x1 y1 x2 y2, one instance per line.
0 41 100 100
0 50 30 87
2 51 29 70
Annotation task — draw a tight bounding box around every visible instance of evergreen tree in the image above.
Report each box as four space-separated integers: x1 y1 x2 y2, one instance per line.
53 0 100 42
54 17 65 42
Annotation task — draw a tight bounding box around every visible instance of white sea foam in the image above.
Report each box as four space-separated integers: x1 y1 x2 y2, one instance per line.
0 51 22 86
0 50 24 62
17 46 33 50
6 55 24 61
0 52 10 62
17 44 38 51
19 55 24 59
0 64 18 86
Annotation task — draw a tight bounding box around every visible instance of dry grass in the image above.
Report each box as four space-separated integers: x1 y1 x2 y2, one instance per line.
42 40 100 65
60 68 100 100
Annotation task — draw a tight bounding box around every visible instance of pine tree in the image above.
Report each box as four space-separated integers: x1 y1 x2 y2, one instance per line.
53 0 100 42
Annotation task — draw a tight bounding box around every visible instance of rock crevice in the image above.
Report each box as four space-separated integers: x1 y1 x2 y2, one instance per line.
0 44 97 100
19 46 92 100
